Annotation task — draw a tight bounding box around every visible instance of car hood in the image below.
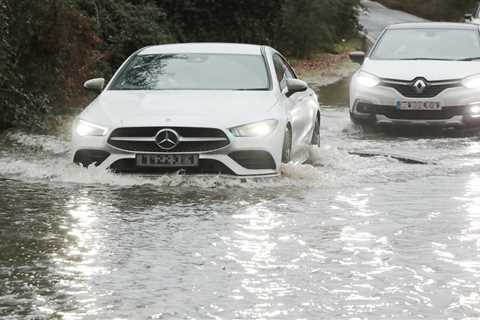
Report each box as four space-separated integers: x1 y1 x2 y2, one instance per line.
81 90 280 128
362 59 480 81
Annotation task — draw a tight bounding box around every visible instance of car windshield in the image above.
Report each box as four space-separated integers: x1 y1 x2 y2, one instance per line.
371 28 480 61
110 53 270 90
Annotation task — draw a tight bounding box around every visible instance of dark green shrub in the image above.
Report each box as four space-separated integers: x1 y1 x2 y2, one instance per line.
0 0 361 131
276 0 360 57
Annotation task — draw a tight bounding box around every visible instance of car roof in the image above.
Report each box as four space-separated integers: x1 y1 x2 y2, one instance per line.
388 22 478 30
139 43 263 55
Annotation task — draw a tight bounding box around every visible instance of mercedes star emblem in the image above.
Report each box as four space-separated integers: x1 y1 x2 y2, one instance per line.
155 129 180 150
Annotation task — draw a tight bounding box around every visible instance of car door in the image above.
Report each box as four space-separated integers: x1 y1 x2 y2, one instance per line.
273 54 315 161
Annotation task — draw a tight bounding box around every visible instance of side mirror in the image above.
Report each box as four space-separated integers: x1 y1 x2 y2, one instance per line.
349 51 366 65
465 13 473 21
84 78 105 92
285 79 308 97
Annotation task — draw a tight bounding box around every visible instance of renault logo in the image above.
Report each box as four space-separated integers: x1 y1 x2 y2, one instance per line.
155 129 180 150
412 79 427 94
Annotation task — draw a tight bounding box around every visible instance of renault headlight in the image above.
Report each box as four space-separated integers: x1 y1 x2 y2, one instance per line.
356 71 380 88
230 119 278 137
462 74 480 89
76 119 108 137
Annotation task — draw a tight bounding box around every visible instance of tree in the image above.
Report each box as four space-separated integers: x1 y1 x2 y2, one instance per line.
276 0 360 58
77 0 173 72
159 0 283 45
0 0 361 131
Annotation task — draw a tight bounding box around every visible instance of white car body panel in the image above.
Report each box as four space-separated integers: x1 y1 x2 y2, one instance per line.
72 43 320 176
361 60 480 81
81 91 281 129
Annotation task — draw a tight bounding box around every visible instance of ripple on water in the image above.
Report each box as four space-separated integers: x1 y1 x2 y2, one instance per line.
2 109 480 319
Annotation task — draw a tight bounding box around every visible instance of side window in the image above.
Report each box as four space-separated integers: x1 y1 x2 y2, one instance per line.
280 57 297 80
273 54 294 90
273 55 286 84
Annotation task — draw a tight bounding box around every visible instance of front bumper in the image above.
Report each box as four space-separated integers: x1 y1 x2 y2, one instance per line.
350 82 480 127
72 127 284 177
351 102 480 127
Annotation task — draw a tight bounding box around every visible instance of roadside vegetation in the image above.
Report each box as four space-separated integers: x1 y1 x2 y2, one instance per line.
376 0 477 21
0 0 360 132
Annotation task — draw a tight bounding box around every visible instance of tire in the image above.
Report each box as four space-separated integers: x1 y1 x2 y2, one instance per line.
282 125 292 164
349 111 363 125
311 115 321 147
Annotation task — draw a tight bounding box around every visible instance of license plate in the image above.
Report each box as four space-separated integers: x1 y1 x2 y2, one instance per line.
136 154 199 167
397 101 441 111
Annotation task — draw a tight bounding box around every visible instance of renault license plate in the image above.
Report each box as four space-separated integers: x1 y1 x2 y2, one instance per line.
397 101 441 111
136 154 199 167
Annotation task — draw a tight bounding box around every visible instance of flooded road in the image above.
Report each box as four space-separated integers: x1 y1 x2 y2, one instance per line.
3 78 480 319
3 4 480 320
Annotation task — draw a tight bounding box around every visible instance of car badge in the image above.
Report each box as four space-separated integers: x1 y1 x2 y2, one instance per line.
412 79 427 94
155 129 180 150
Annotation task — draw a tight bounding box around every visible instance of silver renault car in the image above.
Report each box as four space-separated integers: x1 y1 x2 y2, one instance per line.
349 22 480 128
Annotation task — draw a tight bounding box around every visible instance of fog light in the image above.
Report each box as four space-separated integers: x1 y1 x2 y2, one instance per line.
471 105 480 118
471 105 480 113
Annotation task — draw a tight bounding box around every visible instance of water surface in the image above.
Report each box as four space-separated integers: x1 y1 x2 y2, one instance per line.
2 84 480 319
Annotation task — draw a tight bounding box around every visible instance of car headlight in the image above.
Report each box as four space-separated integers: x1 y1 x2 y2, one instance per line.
230 119 279 137
356 71 380 88
462 74 480 89
76 119 108 137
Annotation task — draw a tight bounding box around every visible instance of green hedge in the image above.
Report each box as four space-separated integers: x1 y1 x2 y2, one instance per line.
0 0 360 131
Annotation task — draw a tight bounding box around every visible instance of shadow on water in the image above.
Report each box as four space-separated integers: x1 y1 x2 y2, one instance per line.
318 77 351 107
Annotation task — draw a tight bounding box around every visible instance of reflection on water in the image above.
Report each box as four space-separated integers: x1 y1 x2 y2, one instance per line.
318 77 351 107
2 104 480 318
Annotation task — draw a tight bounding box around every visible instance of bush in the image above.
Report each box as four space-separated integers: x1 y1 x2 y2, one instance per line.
161 0 360 58
0 0 361 131
76 0 173 75
0 0 100 131
160 0 284 46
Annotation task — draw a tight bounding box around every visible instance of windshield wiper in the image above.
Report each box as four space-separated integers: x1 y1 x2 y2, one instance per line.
457 57 480 61
398 58 455 61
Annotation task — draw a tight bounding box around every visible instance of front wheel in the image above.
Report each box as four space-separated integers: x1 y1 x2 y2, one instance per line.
282 126 292 163
311 115 321 147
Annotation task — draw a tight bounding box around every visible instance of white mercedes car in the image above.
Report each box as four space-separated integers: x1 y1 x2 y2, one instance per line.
349 23 480 128
72 43 320 176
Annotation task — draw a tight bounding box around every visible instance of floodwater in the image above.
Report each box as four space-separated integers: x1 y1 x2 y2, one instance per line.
2 79 480 319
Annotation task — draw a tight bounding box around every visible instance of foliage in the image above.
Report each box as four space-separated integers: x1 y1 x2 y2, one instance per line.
76 0 173 75
0 0 361 131
276 0 360 57
160 0 284 46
